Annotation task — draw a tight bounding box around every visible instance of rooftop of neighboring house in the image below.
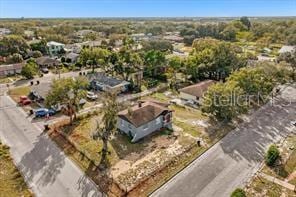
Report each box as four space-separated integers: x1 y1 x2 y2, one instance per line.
65 52 79 60
179 80 216 98
87 72 129 88
0 63 25 72
47 41 65 47
36 56 60 66
118 100 171 128
163 35 183 42
279 45 295 54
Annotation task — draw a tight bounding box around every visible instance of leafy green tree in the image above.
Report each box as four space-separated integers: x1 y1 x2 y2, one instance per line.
45 77 88 124
240 16 251 30
7 53 23 64
266 144 280 166
30 40 47 55
144 50 166 78
21 61 38 79
201 81 248 121
142 39 173 52
92 91 118 169
32 51 42 58
278 50 296 80
231 188 246 197
0 35 29 56
80 48 110 73
167 56 183 89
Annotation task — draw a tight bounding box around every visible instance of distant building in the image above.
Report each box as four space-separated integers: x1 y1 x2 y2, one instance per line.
117 100 173 142
0 28 11 37
278 45 295 54
179 80 215 105
47 41 65 56
0 63 24 77
36 56 60 68
163 35 183 43
87 72 130 93
65 52 79 64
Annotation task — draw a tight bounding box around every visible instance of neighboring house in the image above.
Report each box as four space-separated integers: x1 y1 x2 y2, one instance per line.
278 45 295 54
65 52 79 63
179 80 215 105
64 43 82 54
87 72 130 93
75 29 96 38
0 28 11 37
0 63 24 77
36 56 60 68
47 41 65 56
117 100 173 142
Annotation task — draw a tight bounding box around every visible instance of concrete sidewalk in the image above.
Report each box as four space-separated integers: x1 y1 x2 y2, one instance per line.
260 173 295 191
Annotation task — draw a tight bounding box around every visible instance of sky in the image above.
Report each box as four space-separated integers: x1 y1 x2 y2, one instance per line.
0 0 295 18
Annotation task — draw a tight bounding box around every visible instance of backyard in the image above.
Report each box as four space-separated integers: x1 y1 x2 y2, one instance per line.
47 90 235 196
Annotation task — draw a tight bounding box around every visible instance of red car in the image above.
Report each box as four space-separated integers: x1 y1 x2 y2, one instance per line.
19 96 32 105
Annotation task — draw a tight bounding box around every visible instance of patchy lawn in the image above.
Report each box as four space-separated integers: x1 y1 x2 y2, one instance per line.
246 175 295 197
262 136 296 184
247 135 296 196
0 142 32 197
8 86 31 102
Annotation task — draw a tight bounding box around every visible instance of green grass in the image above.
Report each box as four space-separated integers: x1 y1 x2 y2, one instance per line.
0 142 32 197
173 118 202 138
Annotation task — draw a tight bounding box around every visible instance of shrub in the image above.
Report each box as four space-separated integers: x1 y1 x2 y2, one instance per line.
266 144 280 166
231 188 246 197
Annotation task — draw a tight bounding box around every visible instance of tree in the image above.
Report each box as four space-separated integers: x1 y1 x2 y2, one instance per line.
144 50 166 78
7 53 23 64
201 81 248 121
167 56 183 89
231 188 246 197
240 16 251 30
80 48 110 73
266 144 280 166
45 77 88 124
0 35 29 56
92 91 118 169
142 39 173 52
278 50 296 80
21 60 38 79
32 51 42 58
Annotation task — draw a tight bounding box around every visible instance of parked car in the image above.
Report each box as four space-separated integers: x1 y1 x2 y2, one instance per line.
35 108 56 118
87 91 98 100
41 68 49 74
19 96 32 105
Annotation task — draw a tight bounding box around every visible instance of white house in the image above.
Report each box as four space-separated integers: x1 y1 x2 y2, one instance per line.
47 41 65 56
117 100 173 142
179 80 215 105
279 45 295 54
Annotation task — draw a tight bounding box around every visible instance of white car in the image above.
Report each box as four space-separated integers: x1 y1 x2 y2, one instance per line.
87 91 98 100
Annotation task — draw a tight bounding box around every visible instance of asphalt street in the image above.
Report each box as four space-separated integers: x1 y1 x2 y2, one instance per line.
0 94 103 197
151 84 296 197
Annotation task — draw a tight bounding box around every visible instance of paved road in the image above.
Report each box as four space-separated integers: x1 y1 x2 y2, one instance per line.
151 84 296 197
0 94 103 197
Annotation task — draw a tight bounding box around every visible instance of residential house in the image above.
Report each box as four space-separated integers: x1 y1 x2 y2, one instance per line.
278 45 295 54
179 80 215 105
163 35 183 43
47 41 65 56
0 63 24 77
0 28 11 37
117 100 173 142
65 52 79 64
87 72 130 93
36 56 60 68
64 43 82 54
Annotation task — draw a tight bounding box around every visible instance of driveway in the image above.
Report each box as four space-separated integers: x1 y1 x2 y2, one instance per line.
151 84 296 197
0 94 103 197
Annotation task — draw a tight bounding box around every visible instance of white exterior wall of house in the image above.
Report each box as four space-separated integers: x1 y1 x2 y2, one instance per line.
47 42 65 56
118 113 172 142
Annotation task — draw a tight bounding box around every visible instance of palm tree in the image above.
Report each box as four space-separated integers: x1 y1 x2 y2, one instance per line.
92 91 118 170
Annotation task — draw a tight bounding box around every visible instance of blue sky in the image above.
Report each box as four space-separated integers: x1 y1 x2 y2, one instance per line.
0 0 295 18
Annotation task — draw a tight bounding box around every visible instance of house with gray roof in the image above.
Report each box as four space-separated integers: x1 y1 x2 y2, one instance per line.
117 100 173 142
87 72 130 93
